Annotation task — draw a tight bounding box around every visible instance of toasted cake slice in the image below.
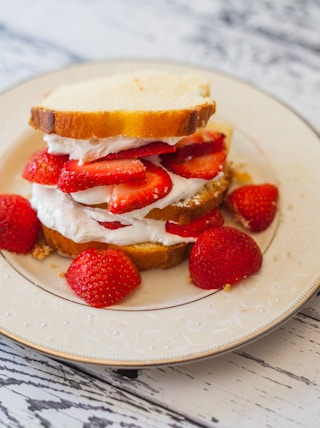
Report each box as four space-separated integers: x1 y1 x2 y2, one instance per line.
30 69 215 139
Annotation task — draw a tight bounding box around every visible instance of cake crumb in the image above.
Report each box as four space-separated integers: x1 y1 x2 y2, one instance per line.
223 283 232 292
31 239 53 260
232 168 252 184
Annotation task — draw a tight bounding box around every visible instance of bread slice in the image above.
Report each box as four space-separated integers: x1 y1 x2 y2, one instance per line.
41 225 192 270
29 70 215 139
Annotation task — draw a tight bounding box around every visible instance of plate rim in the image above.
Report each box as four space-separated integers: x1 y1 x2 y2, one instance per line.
0 59 319 367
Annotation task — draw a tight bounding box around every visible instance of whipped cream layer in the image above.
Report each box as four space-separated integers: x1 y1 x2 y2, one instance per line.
31 167 222 245
70 167 212 219
31 184 195 246
45 134 180 164
32 133 225 247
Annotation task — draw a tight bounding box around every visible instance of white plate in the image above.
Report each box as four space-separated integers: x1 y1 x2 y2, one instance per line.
0 60 319 367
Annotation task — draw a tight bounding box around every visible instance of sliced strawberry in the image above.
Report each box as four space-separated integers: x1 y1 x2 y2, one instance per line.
176 133 204 147
66 248 141 307
227 183 279 232
163 131 225 164
161 130 227 179
105 141 176 160
166 208 224 238
109 160 173 214
97 220 129 230
57 158 146 193
189 226 263 289
162 151 226 180
22 149 69 185
176 130 224 148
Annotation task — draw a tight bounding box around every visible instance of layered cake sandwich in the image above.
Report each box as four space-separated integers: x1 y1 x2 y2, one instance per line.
24 69 233 270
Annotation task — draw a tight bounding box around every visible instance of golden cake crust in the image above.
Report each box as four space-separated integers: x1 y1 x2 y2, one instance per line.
42 225 192 270
30 105 215 139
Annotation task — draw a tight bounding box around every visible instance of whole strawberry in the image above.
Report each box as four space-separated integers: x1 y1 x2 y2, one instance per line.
0 194 41 253
65 248 141 307
227 183 279 232
189 226 262 289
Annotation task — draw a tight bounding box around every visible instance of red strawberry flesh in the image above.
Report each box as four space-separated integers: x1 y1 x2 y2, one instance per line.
166 207 224 238
109 160 173 214
105 141 176 160
97 221 129 230
163 132 225 164
161 130 227 180
162 151 226 180
58 158 146 193
189 226 263 289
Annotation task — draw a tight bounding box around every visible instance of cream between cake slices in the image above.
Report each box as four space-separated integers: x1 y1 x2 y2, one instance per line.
45 134 181 165
30 145 225 246
31 126 231 247
31 184 196 247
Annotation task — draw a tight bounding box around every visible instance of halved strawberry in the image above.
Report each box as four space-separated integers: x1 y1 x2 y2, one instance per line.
162 151 226 180
166 207 224 238
105 141 176 160
189 226 263 289
109 160 173 214
57 158 146 193
22 149 69 185
65 248 141 307
226 183 279 232
163 131 225 164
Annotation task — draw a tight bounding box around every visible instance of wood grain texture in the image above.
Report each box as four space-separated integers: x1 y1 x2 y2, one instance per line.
72 301 320 428
0 0 319 427
1 299 318 427
0 336 197 428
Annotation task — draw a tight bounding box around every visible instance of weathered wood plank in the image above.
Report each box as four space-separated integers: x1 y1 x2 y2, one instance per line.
300 293 320 321
76 311 320 428
0 337 199 428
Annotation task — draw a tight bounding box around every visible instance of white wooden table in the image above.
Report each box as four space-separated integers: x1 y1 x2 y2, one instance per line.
0 1 319 427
